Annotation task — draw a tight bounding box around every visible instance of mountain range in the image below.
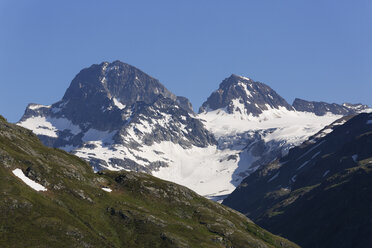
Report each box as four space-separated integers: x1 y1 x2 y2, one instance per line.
3 60 372 247
17 60 371 201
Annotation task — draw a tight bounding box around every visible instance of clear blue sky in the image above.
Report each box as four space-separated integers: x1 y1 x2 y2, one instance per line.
1 0 371 122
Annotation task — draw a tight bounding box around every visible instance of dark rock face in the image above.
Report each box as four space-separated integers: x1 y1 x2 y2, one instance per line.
292 98 371 116
20 61 195 130
176 96 194 114
56 61 178 130
199 74 293 115
223 113 372 248
119 95 214 149
63 61 176 105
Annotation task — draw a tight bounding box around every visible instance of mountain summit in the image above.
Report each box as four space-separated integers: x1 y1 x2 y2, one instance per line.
18 61 214 172
199 74 293 115
20 61 194 132
63 60 176 105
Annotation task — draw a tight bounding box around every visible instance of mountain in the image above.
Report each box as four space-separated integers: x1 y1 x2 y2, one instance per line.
293 98 372 116
19 61 245 198
197 74 344 198
18 65 350 200
20 61 190 130
0 115 299 248
199 74 293 115
223 112 372 248
18 61 215 169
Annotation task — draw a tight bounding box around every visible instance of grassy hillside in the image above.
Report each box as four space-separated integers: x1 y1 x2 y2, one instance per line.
0 115 298 248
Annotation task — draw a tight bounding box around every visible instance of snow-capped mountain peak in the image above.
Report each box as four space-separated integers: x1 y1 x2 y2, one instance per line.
18 61 218 191
62 60 177 109
199 74 293 116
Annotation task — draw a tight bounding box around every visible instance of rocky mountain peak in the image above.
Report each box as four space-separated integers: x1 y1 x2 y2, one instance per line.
19 61 196 131
176 96 194 113
18 61 214 178
63 60 176 106
199 74 293 116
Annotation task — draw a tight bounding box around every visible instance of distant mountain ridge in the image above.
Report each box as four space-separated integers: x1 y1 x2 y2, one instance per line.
293 98 372 116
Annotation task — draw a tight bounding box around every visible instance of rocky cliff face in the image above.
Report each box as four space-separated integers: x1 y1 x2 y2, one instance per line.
176 96 194 113
20 61 190 130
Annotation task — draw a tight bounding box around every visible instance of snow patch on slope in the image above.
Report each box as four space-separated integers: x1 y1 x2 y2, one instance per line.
74 140 251 197
12 168 47 191
199 107 341 140
151 143 245 197
112 98 126 110
28 104 51 110
102 187 112 192
18 116 81 138
238 82 252 98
